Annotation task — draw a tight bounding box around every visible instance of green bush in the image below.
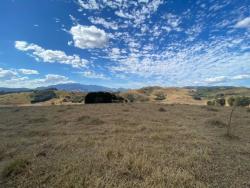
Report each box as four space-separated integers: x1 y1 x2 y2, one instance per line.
30 89 57 103
207 100 215 106
227 96 250 107
193 96 202 100
154 92 166 100
2 159 30 178
207 98 225 106
71 95 85 103
214 98 225 106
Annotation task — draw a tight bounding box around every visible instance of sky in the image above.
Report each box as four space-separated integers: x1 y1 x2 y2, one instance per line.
0 0 250 89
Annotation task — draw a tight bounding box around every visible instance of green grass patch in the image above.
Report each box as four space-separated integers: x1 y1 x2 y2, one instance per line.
2 159 30 178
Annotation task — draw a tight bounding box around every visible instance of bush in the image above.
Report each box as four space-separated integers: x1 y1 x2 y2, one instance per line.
154 92 166 100
193 96 202 100
71 95 85 103
2 159 30 178
228 96 250 107
227 97 235 106
207 98 225 106
214 98 225 106
125 93 149 102
30 89 57 103
207 100 215 106
158 107 166 112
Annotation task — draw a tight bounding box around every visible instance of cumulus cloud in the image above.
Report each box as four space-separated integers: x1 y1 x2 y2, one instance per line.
0 67 71 88
235 17 250 29
0 68 17 79
18 69 39 75
15 41 88 68
69 25 108 49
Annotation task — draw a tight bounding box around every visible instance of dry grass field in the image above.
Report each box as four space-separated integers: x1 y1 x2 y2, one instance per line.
0 103 250 187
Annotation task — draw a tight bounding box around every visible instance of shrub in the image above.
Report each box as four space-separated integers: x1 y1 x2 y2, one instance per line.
207 100 215 106
154 92 166 100
158 107 166 112
227 97 235 106
214 98 225 106
228 96 250 107
2 159 30 178
30 89 57 103
193 96 202 100
126 94 136 102
71 95 85 103
126 93 149 102
207 119 226 128
215 93 225 98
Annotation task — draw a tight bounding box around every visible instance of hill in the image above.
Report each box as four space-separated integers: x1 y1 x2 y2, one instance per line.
0 86 250 106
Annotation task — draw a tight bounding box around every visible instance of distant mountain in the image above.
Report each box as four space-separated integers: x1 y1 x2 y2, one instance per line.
0 87 32 94
37 83 124 92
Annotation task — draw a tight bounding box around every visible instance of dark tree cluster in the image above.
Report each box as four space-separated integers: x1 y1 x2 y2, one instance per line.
30 89 57 103
85 92 125 104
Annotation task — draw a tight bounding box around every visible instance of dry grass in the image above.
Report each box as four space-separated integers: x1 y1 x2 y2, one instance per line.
0 103 249 187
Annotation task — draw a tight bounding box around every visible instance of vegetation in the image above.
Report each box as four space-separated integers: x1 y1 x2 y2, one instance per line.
30 89 57 103
2 159 30 178
0 104 249 187
154 92 166 100
207 98 225 106
226 96 250 137
227 96 250 107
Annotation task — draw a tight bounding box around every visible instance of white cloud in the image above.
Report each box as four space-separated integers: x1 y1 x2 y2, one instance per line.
231 74 250 80
0 74 72 88
235 17 250 29
204 76 228 84
0 68 17 79
18 69 39 75
204 74 250 84
77 0 99 10
89 17 118 30
69 25 108 49
80 71 108 80
0 67 71 88
15 41 88 68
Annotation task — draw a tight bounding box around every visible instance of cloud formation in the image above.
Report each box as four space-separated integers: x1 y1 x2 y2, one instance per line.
235 17 250 29
18 69 39 75
15 41 88 68
0 67 71 88
69 25 108 49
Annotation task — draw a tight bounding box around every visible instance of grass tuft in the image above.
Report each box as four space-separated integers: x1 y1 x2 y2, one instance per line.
28 117 48 123
207 119 226 128
158 107 166 112
2 159 30 178
77 115 105 125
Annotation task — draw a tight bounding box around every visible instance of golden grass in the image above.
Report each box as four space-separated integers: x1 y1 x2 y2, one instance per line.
0 104 249 187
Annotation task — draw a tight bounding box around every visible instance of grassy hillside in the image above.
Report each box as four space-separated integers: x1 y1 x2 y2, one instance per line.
0 87 249 106
0 104 249 187
0 93 31 105
192 87 250 99
0 91 87 106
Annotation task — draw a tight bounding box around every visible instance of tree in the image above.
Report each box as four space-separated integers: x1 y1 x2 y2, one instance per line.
226 96 250 137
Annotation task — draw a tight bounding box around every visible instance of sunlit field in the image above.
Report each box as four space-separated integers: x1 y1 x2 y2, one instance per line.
0 103 249 187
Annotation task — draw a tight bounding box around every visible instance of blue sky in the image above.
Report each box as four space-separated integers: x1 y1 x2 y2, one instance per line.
0 0 250 88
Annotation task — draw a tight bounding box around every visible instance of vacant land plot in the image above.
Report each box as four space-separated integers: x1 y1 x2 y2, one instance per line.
0 104 249 187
